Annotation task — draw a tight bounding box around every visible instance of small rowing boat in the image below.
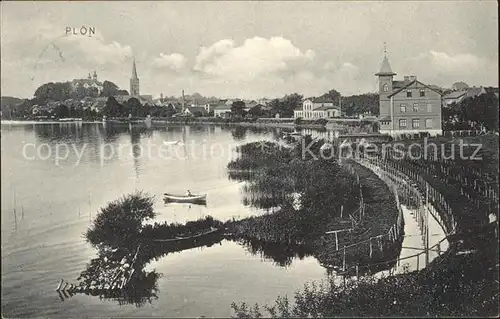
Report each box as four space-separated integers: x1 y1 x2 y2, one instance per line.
163 140 180 146
164 193 207 203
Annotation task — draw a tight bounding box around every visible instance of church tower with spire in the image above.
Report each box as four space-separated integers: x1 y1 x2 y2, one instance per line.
375 51 396 119
130 59 140 96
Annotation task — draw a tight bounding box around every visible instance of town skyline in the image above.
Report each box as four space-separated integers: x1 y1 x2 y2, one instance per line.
1 1 498 100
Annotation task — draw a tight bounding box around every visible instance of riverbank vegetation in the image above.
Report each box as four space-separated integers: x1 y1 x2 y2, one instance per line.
85 192 225 251
79 192 227 305
226 138 402 270
231 134 499 317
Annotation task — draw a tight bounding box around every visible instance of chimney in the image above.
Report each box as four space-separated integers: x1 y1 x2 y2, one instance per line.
182 90 185 111
404 76 410 83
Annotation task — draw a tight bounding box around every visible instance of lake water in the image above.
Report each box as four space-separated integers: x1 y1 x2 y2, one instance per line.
1 122 328 317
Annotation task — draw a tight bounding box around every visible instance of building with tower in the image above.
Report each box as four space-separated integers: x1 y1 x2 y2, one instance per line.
376 53 443 136
130 59 140 96
70 71 103 96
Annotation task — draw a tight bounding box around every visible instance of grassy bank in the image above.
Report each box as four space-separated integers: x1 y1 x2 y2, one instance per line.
226 139 402 271
231 135 499 317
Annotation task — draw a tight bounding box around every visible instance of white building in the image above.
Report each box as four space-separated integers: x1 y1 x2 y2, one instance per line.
294 99 341 119
213 104 232 117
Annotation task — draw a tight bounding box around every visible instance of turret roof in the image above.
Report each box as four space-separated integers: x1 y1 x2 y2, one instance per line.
375 55 396 76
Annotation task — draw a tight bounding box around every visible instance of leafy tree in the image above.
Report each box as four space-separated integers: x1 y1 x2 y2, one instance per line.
231 100 247 117
317 89 341 103
104 96 123 116
279 93 303 118
443 92 499 132
85 192 156 250
34 82 73 102
342 93 379 116
165 104 176 117
101 80 120 97
248 105 263 117
267 99 281 117
54 104 69 118
74 85 88 99
124 97 142 117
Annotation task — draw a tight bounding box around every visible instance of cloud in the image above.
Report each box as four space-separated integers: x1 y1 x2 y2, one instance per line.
193 36 316 81
152 53 187 70
410 51 484 73
59 34 132 66
405 50 497 87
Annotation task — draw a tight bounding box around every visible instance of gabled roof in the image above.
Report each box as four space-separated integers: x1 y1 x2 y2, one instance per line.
375 55 396 76
315 105 340 111
387 80 443 98
303 97 336 104
443 90 467 100
465 87 485 99
392 80 406 90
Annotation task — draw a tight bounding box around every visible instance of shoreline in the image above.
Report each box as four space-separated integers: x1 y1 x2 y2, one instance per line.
0 118 328 130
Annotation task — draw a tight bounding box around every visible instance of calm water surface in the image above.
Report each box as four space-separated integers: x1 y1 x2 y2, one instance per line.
1 122 327 317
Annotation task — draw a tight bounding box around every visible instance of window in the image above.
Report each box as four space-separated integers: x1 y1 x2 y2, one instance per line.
407 90 412 98
425 118 433 128
426 103 432 112
412 119 420 128
383 83 389 92
400 104 406 113
420 89 425 97
413 103 419 112
399 119 407 127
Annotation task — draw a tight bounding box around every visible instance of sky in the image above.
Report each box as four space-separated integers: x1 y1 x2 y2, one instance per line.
1 1 498 99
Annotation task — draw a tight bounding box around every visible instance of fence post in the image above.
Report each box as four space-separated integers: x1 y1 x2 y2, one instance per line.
369 237 373 258
335 232 339 251
343 246 346 271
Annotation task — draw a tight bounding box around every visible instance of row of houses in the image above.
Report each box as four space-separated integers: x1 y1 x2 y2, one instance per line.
442 86 498 106
151 97 273 117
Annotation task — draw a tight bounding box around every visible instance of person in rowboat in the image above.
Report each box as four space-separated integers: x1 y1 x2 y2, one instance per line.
186 190 192 197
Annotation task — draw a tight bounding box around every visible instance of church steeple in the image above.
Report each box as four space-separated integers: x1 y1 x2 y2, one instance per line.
130 58 140 96
375 55 396 76
132 59 138 80
375 46 396 121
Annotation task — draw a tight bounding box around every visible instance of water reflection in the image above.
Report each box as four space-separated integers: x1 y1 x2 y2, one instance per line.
230 236 314 267
231 126 247 141
60 230 225 305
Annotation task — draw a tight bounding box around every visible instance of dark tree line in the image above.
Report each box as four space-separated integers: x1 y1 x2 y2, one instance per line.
442 92 499 132
103 97 177 118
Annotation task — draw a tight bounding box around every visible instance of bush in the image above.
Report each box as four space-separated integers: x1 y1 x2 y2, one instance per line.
85 191 156 250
